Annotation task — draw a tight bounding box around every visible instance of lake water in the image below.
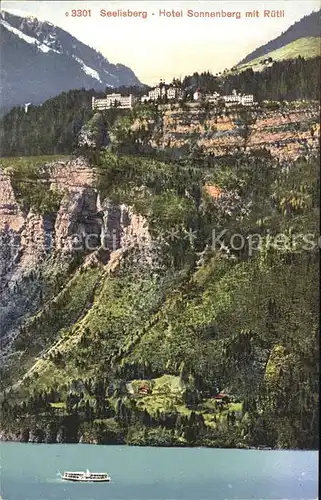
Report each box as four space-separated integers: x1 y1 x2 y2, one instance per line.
0 443 318 500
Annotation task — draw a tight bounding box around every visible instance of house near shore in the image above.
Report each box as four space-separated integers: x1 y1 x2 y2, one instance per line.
214 392 231 403
127 380 152 396
138 383 150 395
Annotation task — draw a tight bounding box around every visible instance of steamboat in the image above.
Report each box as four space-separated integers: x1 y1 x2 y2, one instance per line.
60 469 111 482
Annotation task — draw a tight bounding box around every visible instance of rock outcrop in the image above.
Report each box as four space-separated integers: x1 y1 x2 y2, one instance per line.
0 170 25 232
77 113 110 151
150 102 320 161
0 156 155 354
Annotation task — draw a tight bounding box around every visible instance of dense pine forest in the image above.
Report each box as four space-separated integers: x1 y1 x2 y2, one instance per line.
222 57 321 101
183 57 321 101
0 90 97 157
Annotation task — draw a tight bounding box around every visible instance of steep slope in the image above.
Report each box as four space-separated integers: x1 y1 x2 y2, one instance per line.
238 9 320 65
0 10 141 111
0 105 319 448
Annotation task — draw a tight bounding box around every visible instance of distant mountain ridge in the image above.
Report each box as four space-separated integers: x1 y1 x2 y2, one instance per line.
239 9 321 65
0 10 142 111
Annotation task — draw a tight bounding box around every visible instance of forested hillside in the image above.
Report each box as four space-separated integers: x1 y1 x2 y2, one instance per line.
0 90 97 157
223 57 320 100
0 105 319 448
0 33 319 448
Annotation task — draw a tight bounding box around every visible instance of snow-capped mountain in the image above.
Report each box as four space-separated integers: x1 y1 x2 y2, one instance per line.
0 10 142 111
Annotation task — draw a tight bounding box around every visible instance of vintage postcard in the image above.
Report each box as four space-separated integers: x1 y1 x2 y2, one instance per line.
0 1 319 499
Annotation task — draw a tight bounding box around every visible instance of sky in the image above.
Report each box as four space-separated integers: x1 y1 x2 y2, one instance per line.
2 1 320 84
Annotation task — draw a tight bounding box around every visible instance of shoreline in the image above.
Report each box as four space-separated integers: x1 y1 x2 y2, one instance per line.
0 438 317 451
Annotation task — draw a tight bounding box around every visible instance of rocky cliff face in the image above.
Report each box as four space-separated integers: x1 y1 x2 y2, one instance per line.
0 157 155 354
151 102 320 161
0 168 51 350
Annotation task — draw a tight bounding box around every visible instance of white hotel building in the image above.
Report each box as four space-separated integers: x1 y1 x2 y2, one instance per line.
193 88 254 106
141 80 184 102
222 90 254 106
92 93 136 110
